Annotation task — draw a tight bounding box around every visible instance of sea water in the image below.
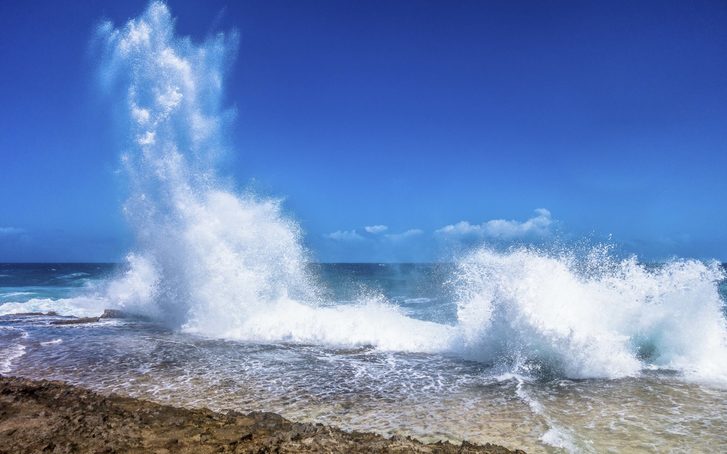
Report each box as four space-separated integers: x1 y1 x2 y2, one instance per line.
3 3 727 452
2 261 727 453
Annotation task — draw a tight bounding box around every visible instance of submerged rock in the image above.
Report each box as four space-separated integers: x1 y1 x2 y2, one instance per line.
100 308 152 322
50 317 100 325
0 376 525 453
7 311 58 317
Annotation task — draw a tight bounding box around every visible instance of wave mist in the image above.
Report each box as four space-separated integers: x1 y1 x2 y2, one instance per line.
97 2 316 333
454 247 727 380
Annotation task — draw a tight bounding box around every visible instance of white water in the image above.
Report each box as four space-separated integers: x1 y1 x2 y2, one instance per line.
4 2 726 386
454 247 727 380
88 2 461 354
0 327 28 374
0 296 107 318
96 2 319 332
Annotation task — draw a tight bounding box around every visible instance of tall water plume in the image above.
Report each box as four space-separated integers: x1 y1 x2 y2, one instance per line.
97 2 316 331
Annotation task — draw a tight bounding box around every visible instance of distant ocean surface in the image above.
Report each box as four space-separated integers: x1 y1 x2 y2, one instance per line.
2 261 727 453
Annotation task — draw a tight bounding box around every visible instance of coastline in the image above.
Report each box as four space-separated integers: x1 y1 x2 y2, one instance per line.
0 375 524 453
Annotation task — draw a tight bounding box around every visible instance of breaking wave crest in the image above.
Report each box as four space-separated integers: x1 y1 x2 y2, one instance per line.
453 247 727 380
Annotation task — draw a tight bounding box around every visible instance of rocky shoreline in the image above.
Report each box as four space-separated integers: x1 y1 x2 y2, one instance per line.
0 376 524 453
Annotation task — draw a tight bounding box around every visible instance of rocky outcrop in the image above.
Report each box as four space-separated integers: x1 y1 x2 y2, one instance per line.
44 309 137 325
0 376 525 454
49 317 100 325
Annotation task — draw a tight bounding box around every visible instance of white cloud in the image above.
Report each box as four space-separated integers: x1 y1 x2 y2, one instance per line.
364 225 388 234
326 226 424 242
385 229 424 241
436 208 553 240
324 229 364 241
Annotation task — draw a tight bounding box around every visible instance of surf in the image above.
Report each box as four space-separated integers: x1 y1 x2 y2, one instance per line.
453 246 727 380
4 2 726 384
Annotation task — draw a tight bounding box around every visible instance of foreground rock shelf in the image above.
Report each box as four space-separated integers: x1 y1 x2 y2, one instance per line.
0 376 524 453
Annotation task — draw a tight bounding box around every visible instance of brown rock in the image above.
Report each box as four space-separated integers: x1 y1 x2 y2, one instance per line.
0 376 525 454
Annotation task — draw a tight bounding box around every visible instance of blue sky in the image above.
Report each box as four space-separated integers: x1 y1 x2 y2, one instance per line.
1 0 726 262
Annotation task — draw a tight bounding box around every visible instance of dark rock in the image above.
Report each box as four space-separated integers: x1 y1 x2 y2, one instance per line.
7 311 58 317
50 317 100 325
99 309 128 319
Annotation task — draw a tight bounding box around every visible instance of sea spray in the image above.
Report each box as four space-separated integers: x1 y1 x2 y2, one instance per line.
453 246 727 379
91 2 458 351
96 2 318 331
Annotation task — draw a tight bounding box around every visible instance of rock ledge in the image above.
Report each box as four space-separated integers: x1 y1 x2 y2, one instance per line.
0 376 525 453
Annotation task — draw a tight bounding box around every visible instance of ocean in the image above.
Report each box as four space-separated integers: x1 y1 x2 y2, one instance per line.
2 261 727 453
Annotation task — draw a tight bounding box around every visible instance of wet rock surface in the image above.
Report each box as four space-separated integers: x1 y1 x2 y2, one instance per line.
49 316 100 325
99 309 129 319
10 312 58 317
0 376 524 453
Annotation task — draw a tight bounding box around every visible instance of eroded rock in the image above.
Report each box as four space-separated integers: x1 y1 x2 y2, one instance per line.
0 376 525 454
50 317 100 325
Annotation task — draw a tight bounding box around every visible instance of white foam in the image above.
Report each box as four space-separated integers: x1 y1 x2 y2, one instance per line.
0 344 26 374
453 247 727 380
0 296 107 318
40 339 63 346
0 328 28 374
540 428 581 453
199 297 457 352
508 374 583 452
